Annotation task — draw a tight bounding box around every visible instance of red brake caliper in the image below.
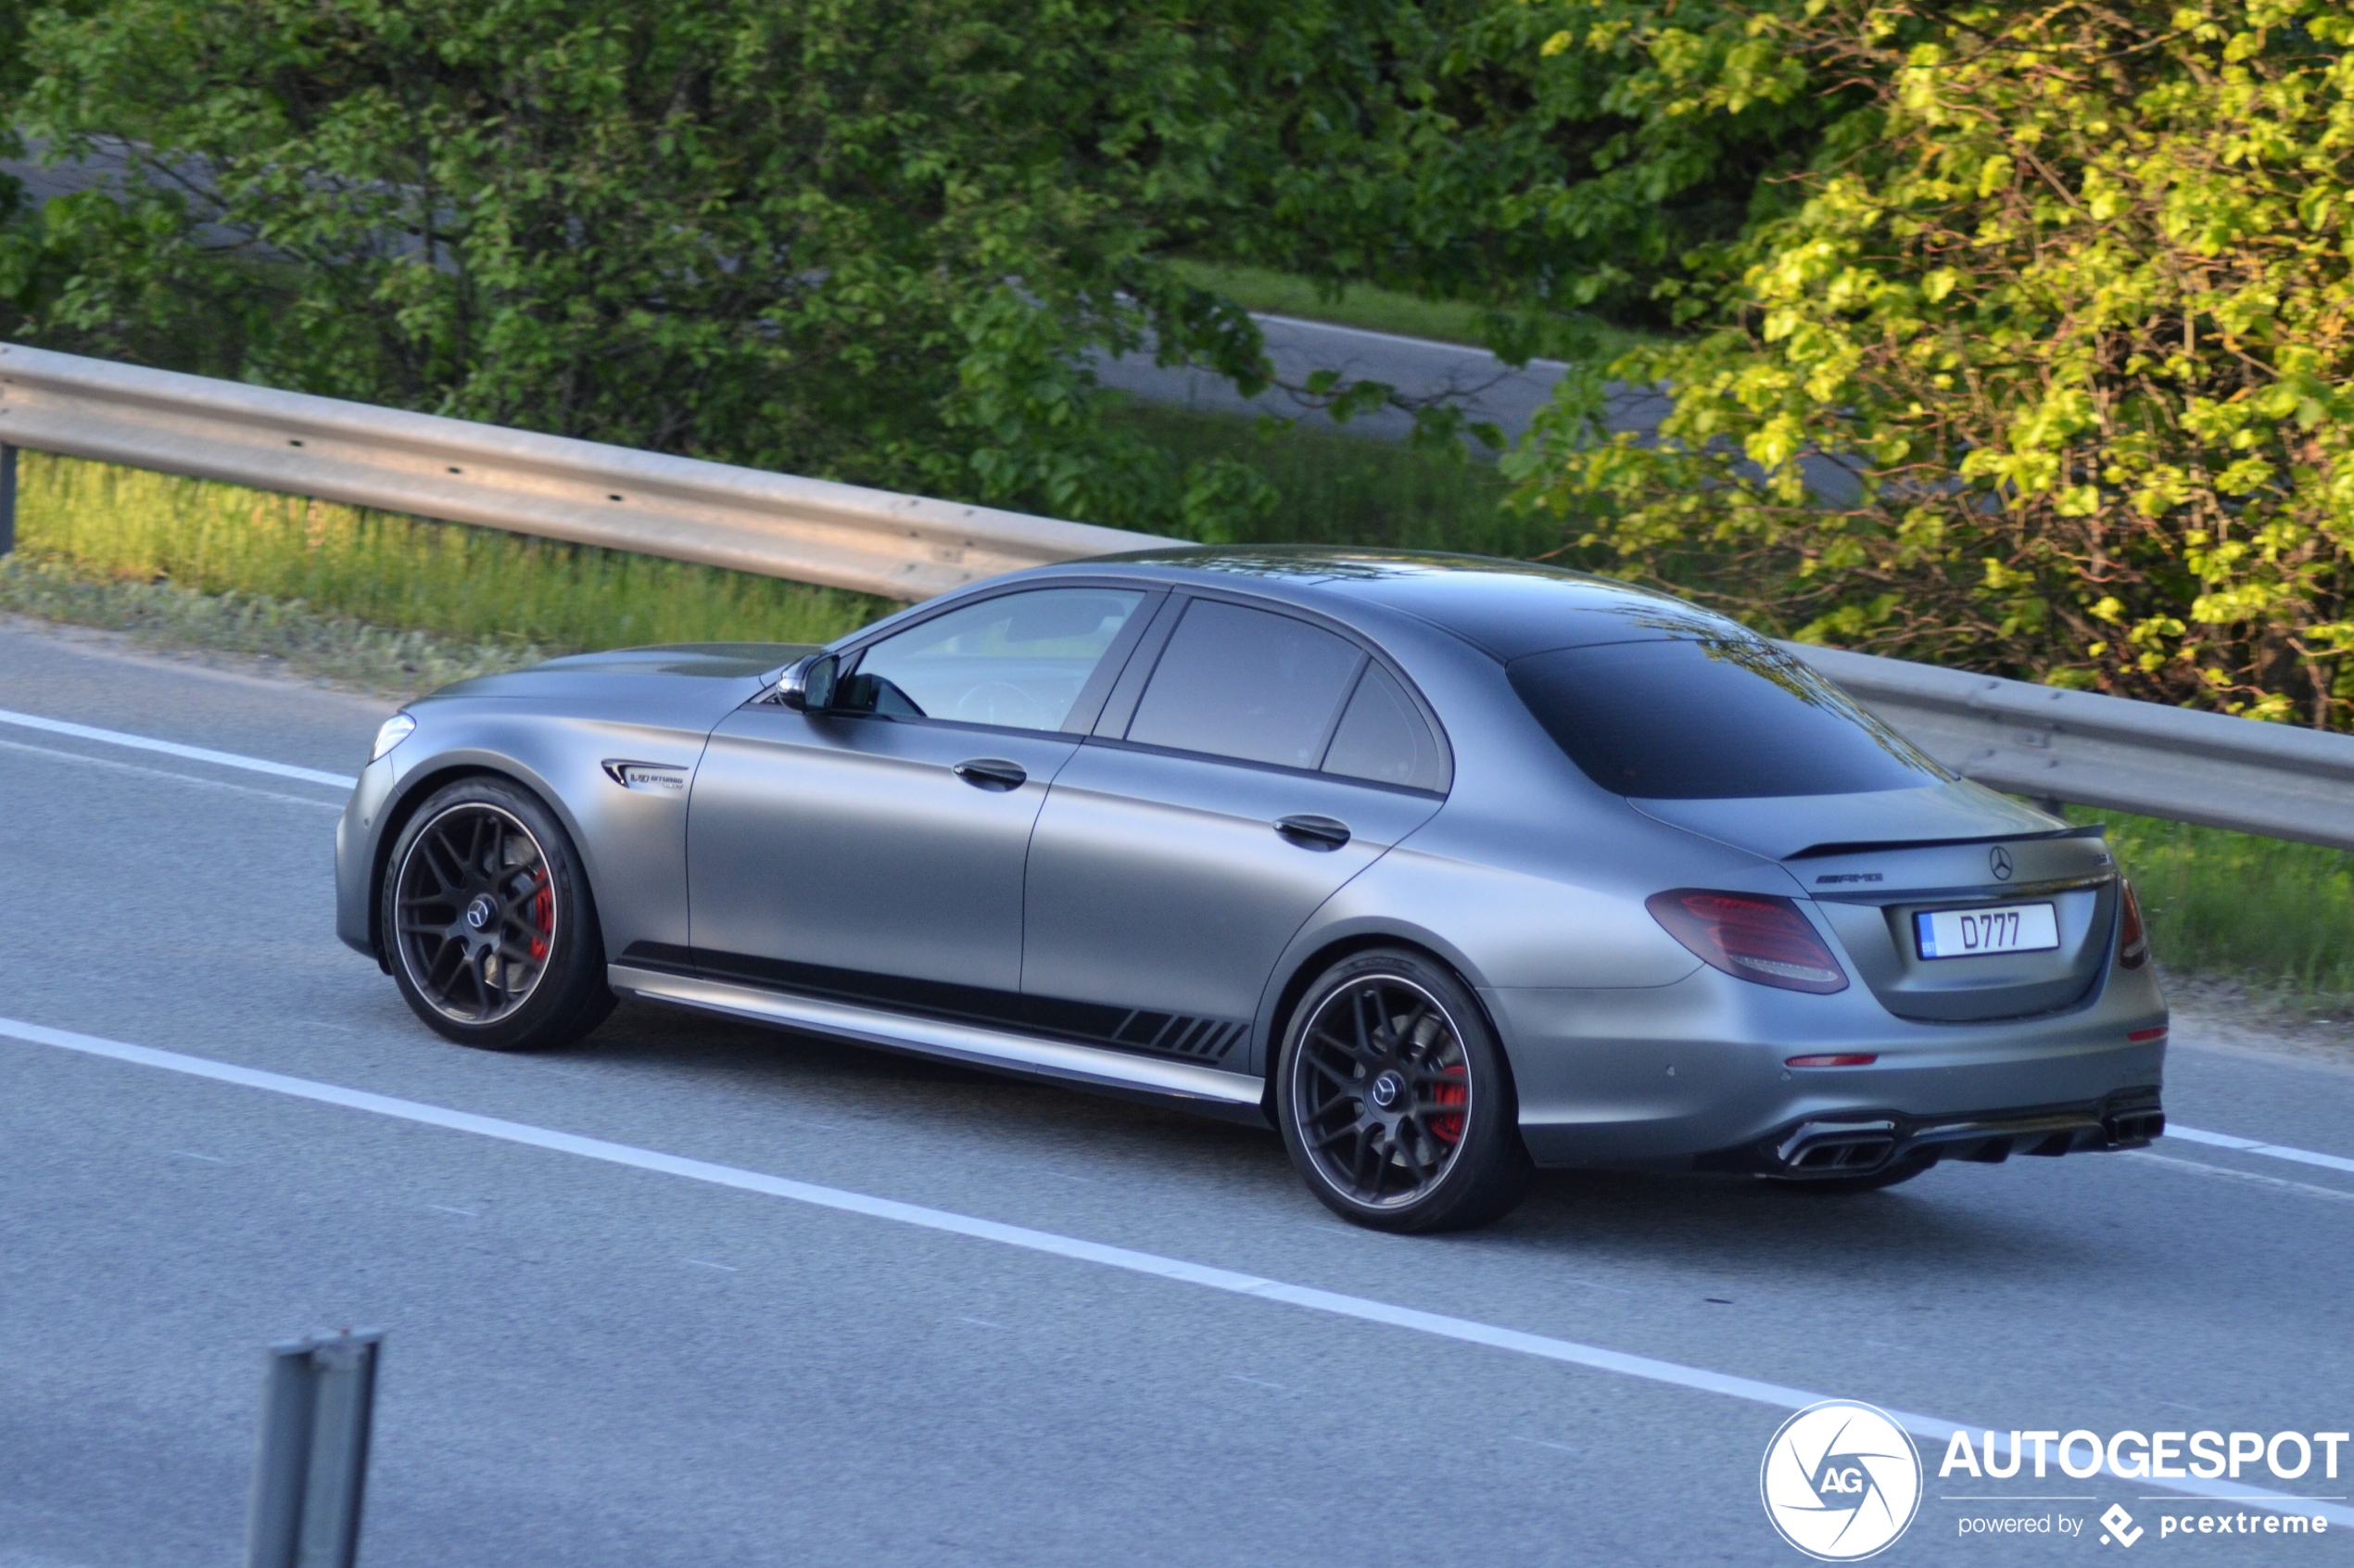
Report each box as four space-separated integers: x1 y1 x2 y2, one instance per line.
527 875 553 961
1429 1065 1468 1144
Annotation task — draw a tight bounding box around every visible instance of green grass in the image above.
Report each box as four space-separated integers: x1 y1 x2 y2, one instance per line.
1167 259 1655 362
0 551 570 697
14 452 892 652
1105 399 1560 557
16 398 1559 660
2073 807 2354 1001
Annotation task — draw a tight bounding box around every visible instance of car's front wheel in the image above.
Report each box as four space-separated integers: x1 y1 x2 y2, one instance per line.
381 777 614 1051
1276 949 1533 1232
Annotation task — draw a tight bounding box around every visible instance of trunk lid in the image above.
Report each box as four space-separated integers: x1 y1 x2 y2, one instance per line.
1638 782 2121 1022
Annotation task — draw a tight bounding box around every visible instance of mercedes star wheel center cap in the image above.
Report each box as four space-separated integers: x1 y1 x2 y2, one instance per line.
1369 1071 1404 1110
464 894 497 931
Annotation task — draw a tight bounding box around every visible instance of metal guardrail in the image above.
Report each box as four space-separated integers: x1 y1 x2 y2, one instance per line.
0 344 2348 847
0 344 1164 601
1791 644 2354 852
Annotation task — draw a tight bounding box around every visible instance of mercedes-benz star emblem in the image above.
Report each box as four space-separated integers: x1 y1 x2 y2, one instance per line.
1369 1072 1403 1110
464 894 496 930
1989 845 2014 881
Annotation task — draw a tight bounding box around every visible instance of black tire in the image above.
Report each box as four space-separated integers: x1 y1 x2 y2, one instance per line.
1761 1155 1936 1195
1275 948 1534 1233
380 777 614 1052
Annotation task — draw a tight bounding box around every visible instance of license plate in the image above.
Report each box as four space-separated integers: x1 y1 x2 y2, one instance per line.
1915 903 2058 959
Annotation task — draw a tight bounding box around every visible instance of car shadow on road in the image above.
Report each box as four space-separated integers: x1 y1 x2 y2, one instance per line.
575 1001 2130 1286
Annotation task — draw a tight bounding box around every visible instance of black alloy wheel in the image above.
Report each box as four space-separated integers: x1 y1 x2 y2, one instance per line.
1277 949 1532 1233
382 777 614 1051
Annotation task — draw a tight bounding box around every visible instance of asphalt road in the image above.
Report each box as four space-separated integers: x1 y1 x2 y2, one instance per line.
3 621 2351 1567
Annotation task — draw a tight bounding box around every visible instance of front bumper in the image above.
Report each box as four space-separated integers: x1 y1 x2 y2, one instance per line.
334 752 402 964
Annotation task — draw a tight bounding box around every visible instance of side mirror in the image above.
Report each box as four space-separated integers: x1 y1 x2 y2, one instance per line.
773 652 839 712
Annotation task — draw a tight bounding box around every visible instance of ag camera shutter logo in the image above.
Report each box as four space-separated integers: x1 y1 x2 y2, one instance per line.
1761 1400 1924 1561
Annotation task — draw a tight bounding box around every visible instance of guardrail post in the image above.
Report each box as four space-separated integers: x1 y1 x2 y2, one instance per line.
246 1329 384 1568
0 443 17 554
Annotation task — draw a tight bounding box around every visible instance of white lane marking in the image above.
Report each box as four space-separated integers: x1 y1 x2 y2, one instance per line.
0 707 357 789
426 1204 480 1218
2169 1123 2354 1177
682 1258 738 1272
4 1012 2348 1528
2128 1151 2354 1205
0 736 344 810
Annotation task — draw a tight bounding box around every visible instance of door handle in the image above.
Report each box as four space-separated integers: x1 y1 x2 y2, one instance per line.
1275 814 1351 851
953 757 1029 791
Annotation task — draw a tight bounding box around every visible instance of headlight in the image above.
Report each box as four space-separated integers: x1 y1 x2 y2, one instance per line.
371 712 417 763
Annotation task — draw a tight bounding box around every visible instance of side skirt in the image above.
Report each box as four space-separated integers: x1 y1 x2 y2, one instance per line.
607 965 1270 1122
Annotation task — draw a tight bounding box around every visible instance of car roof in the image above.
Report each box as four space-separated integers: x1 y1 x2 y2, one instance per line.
1067 545 1740 661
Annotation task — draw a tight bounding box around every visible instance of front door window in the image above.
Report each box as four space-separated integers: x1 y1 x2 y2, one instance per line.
841 588 1145 731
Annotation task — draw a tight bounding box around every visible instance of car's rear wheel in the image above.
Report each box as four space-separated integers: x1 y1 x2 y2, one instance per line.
382 778 614 1051
1276 949 1533 1233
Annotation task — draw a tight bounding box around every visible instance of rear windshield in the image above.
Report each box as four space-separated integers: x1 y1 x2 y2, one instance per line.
1508 638 1946 800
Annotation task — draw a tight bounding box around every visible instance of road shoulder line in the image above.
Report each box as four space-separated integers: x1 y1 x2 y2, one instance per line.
0 706 358 789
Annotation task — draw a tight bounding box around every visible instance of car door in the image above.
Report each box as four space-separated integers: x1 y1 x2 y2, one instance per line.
687 584 1155 1020
1020 594 1450 1068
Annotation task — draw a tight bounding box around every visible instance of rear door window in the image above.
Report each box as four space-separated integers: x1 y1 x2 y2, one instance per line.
842 588 1145 731
1509 636 1946 799
1126 600 1364 769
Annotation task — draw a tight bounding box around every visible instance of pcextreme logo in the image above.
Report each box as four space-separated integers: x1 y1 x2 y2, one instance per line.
1761 1400 1925 1561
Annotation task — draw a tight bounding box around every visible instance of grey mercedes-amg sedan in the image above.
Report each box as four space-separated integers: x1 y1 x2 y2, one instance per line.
335 548 2167 1231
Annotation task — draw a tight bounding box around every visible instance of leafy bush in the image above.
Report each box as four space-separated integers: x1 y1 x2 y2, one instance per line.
0 0 1803 509
1512 1 2354 729
8 0 1323 532
2080 807 2354 998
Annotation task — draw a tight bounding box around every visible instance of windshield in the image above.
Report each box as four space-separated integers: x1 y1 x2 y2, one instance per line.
1508 637 1947 800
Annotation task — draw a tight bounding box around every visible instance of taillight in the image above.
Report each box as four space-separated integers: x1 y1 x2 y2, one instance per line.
2117 879 2149 969
1646 890 1849 994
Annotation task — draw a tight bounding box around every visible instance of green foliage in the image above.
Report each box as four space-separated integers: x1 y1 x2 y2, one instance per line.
1513 1 2354 729
1106 398 1550 555
1195 0 1835 348
9 0 1324 532
15 452 886 648
2080 807 2354 998
0 0 1803 507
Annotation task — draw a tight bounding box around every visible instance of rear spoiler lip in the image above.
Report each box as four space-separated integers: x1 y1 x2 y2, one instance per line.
1786 822 2107 860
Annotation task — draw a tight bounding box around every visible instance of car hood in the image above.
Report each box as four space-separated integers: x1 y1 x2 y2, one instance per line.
1631 778 2058 861
421 643 817 725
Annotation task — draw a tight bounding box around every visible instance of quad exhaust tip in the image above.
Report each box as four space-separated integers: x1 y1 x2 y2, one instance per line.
1775 1119 1899 1173
1766 1094 2164 1177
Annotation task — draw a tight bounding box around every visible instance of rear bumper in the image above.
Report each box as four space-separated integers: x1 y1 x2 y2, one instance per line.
1488 955 2168 1170
1696 1087 2163 1179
